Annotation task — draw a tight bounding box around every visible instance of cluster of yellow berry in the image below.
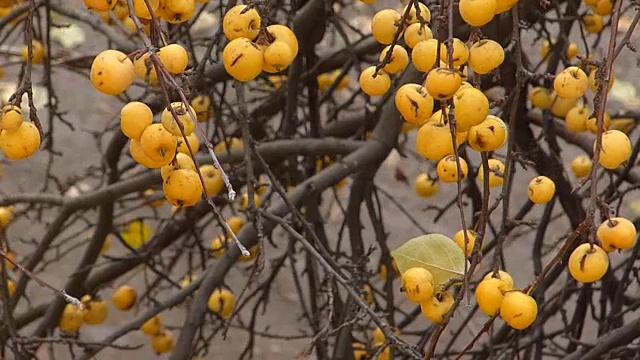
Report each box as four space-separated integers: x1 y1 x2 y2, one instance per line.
86 0 209 31
0 104 41 160
359 3 510 200
475 270 538 330
401 267 456 324
221 5 299 82
569 217 637 284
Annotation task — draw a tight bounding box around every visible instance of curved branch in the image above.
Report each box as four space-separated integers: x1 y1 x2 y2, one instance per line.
562 316 640 360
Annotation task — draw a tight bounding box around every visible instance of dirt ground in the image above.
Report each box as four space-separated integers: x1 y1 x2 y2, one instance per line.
1 2 639 359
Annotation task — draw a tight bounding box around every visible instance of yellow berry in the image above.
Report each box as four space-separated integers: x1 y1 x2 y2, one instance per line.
494 0 518 13
84 0 117 12
420 291 454 324
458 0 497 27
570 155 592 178
223 38 264 82
200 164 224 196
160 152 197 181
425 67 462 100
352 342 368 360
453 229 481 255
371 9 401 45
568 243 609 283
401 267 435 303
112 285 137 311
402 2 431 24
177 132 200 155
82 296 108 325
482 270 514 290
207 288 236 318
440 38 469 67
553 66 589 100
161 101 196 137
564 104 590 133
416 121 462 161
598 130 631 169
227 216 246 235
414 173 438 197
453 87 489 132
437 155 468 183
59 304 84 333
549 92 577 117
528 176 555 204
191 94 212 122
141 314 163 336
120 101 153 141
263 41 295 73
591 0 613 16
359 66 391 96
468 39 504 75
394 83 434 124
585 112 611 134
0 122 41 160
475 277 508 316
132 0 159 19
130 139 167 169
566 42 579 59
597 217 637 252
500 291 537 330
411 39 439 72
133 52 158 85
139 123 177 165
22 40 46 64
0 105 24 132
158 43 189 74
266 24 299 59
163 169 203 207
467 115 507 152
379 45 409 74
223 5 261 40
151 330 175 354
477 158 505 187
210 235 228 257
528 87 553 109
90 49 135 95
582 13 604 33
239 192 261 209
403 23 433 48
6 279 15 296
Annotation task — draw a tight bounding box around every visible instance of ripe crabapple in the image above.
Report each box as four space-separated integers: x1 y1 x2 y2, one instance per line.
527 176 556 204
401 267 435 303
568 243 609 283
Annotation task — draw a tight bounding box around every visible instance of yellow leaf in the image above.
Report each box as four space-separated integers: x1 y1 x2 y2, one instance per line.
120 220 152 249
610 118 636 134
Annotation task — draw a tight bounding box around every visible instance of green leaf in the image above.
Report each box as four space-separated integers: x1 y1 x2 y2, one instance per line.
391 234 468 288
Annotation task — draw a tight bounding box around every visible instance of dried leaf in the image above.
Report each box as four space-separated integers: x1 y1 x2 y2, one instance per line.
391 234 468 289
629 200 640 216
609 79 640 108
50 23 86 49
